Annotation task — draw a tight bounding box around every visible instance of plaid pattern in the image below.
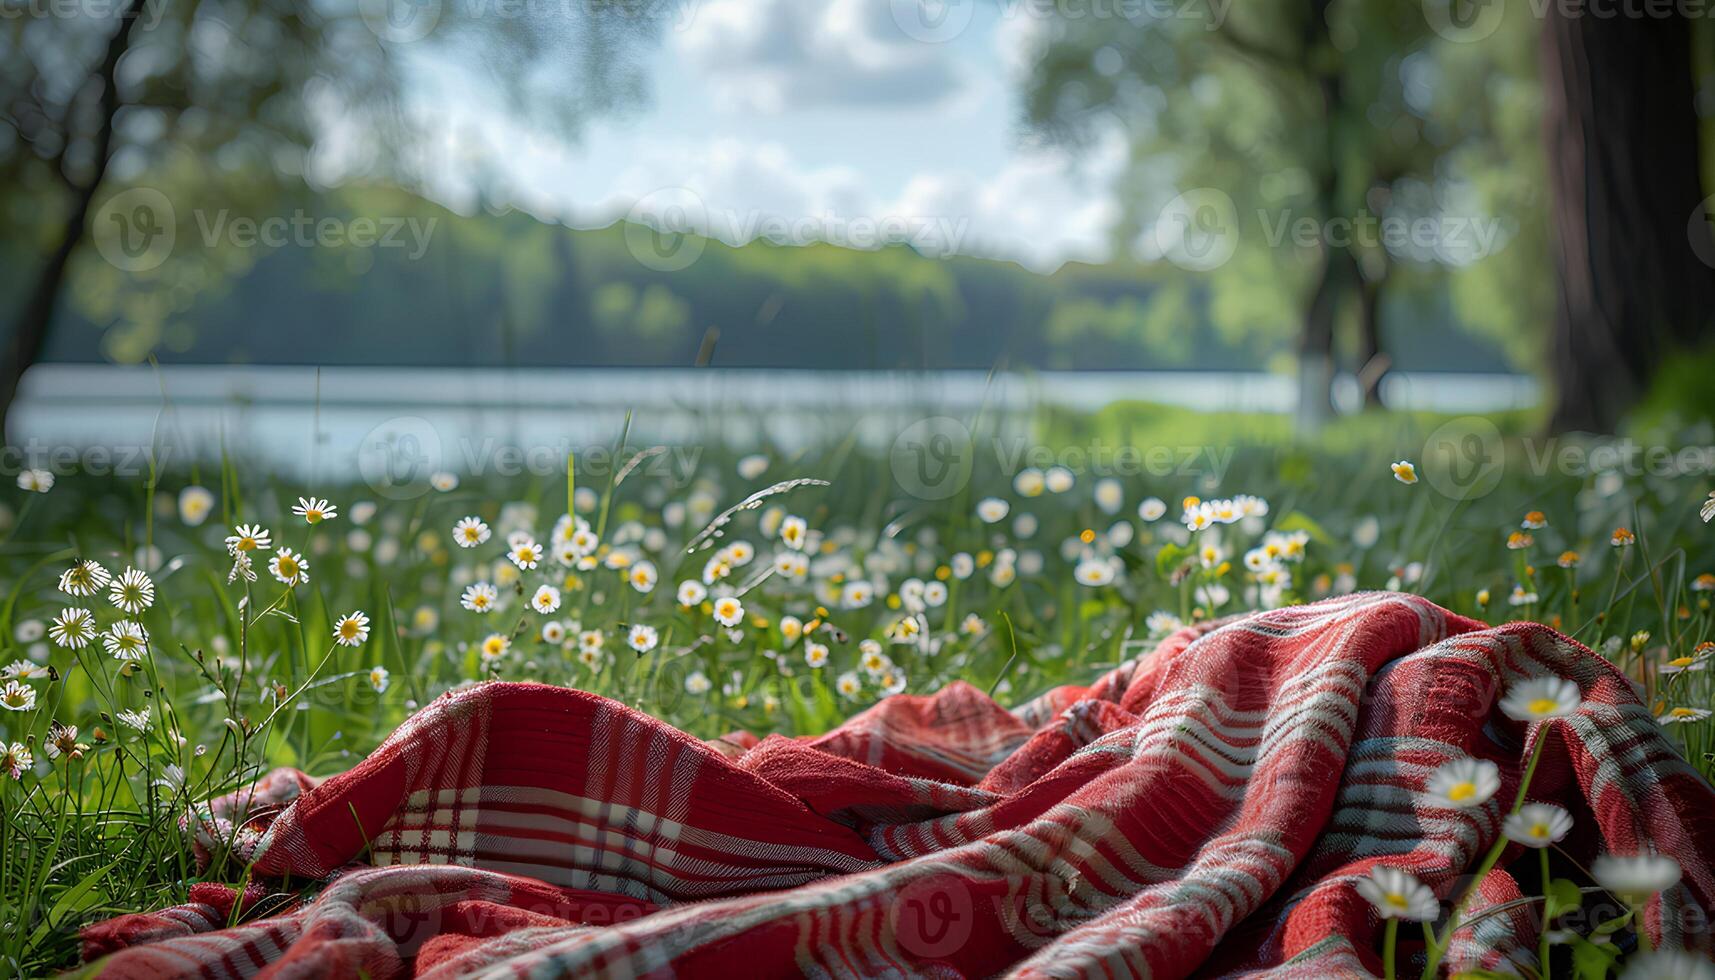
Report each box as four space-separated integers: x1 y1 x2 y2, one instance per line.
82 593 1715 977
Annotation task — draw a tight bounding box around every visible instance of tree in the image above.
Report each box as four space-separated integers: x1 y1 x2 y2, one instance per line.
1539 9 1715 432
0 0 658 435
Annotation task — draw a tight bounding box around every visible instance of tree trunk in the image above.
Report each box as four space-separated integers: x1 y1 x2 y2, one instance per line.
1354 249 1388 409
0 0 143 441
1295 241 1341 431
1541 9 1715 433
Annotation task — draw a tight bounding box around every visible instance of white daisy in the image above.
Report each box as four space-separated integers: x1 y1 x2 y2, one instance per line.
1138 497 1167 522
713 596 744 628
480 633 511 663
628 624 658 653
1658 706 1714 725
836 671 862 698
0 741 31 778
225 523 272 553
102 620 149 661
461 582 498 613
685 670 712 694
0 680 36 712
1592 854 1682 902
531 585 562 614
629 561 658 594
108 567 155 614
292 496 338 523
541 620 567 644
333 611 371 647
17 469 53 493
508 538 543 570
1425 758 1501 809
781 516 808 550
976 498 1010 523
269 547 309 586
1498 677 1582 722
178 486 214 525
1354 865 1438 921
368 666 390 692
1074 558 1115 587
804 642 829 668
453 517 491 548
49 608 96 649
1503 804 1573 848
678 581 707 607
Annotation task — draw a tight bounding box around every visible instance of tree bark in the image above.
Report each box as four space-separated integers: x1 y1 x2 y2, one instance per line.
1354 249 1388 409
1541 9 1715 433
0 0 144 441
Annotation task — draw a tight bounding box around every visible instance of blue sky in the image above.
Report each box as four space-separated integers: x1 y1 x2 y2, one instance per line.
386 0 1128 272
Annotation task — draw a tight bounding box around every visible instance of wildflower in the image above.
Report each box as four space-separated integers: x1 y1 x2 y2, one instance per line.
836 671 862 698
1391 461 1418 485
577 647 602 669
508 538 543 570
0 680 35 712
269 547 309 586
1476 588 1491 607
116 706 150 732
1703 492 1715 524
333 611 371 647
15 620 43 643
859 641 888 675
1146 611 1183 637
702 554 732 585
1557 551 1580 569
951 552 975 579
1425 758 1500 809
1354 866 1438 921
1506 531 1533 550
430 471 459 492
685 671 712 695
1075 559 1116 587
292 497 338 524
976 498 1010 523
1045 467 1074 493
1658 706 1713 725
480 633 511 663
804 642 829 668
960 613 987 637
1013 468 1046 497
1183 504 1212 532
225 524 272 553
737 454 769 480
781 516 808 550
579 629 603 653
178 486 214 525
461 582 498 613
368 666 390 692
1508 585 1539 606
1138 498 1166 522
103 621 149 661
1611 527 1635 547
108 567 155 614
531 585 562 615
16 469 53 493
1504 804 1573 848
1521 511 1547 529
541 620 566 644
1660 650 1710 675
59 559 112 597
714 596 744 628
726 541 755 566
842 581 875 607
628 624 658 653
1498 677 1581 722
677 581 707 608
629 561 658 594
887 616 923 643
0 742 30 779
45 722 86 761
2 660 47 680
453 517 491 548
1094 478 1124 515
1592 854 1681 902
923 581 948 607
49 608 96 649
1694 573 1715 592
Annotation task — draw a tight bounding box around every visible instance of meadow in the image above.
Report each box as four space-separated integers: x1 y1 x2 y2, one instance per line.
2 405 1713 974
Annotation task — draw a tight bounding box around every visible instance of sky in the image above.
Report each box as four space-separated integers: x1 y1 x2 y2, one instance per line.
392 0 1129 273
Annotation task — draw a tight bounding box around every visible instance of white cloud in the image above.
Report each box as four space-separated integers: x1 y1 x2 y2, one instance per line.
673 0 966 112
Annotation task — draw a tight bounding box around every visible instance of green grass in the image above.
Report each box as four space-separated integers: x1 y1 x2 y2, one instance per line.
1 404 1712 973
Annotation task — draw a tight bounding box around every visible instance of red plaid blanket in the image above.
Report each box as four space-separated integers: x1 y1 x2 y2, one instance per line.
81 593 1715 977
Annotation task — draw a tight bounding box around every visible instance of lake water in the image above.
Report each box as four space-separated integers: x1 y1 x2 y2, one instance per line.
11 364 1538 478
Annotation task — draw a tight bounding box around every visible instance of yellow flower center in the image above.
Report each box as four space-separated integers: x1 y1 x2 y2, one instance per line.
1530 822 1550 838
1671 708 1698 718
1384 892 1409 910
1528 698 1559 715
237 537 256 551
1448 782 1475 802
339 622 359 639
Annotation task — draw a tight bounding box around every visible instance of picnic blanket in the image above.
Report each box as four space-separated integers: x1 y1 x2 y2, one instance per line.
80 592 1715 977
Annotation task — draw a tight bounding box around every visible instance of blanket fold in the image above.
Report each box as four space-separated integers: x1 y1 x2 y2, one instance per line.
81 593 1715 978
